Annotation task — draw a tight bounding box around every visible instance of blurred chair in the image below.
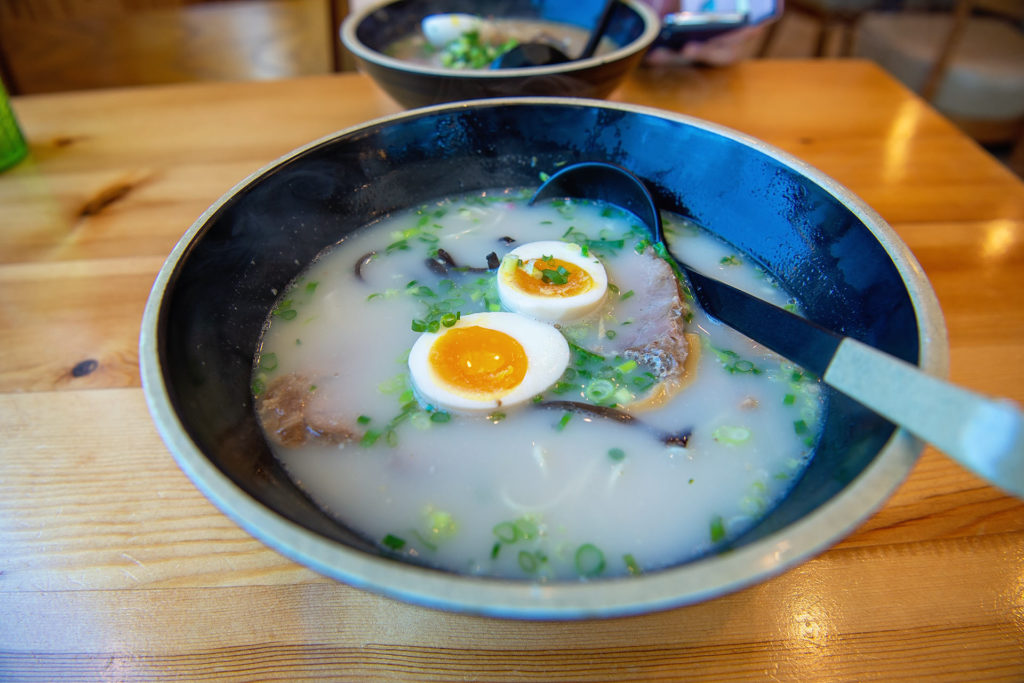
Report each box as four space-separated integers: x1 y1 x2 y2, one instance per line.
854 0 1024 172
0 0 353 95
760 0 883 57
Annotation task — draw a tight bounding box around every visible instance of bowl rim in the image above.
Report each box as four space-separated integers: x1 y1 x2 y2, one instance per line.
340 0 662 79
139 97 948 620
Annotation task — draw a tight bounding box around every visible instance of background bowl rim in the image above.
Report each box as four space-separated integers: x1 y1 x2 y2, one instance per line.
139 97 947 619
340 0 662 79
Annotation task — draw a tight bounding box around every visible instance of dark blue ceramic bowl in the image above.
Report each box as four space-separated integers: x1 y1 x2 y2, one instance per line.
140 99 946 619
341 0 660 108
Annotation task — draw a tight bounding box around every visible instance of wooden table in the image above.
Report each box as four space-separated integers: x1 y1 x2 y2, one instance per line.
2 61 1023 680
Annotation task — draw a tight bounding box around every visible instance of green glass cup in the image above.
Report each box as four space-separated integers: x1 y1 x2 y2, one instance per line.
0 80 27 172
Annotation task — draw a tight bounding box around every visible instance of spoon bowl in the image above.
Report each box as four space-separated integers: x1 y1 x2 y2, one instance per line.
491 0 616 68
532 161 1024 498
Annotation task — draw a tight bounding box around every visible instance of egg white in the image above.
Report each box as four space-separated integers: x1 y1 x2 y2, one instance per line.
497 240 608 323
421 14 483 48
408 311 569 415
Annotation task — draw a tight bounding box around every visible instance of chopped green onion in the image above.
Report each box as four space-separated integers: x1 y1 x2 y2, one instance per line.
518 550 539 573
710 515 726 543
258 352 278 371
540 265 570 285
568 341 605 363
584 379 615 404
574 543 606 577
713 425 751 445
382 533 406 550
514 517 538 540
552 381 575 395
632 373 657 390
360 430 382 447
608 447 626 462
732 359 757 373
357 415 371 425
620 289 634 301
493 521 518 543
624 553 642 576
783 393 796 405
794 419 809 435
556 412 572 431
411 319 427 332
491 542 501 559
429 411 451 423
616 359 638 373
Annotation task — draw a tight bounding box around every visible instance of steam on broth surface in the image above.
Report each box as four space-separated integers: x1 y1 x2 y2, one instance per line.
252 189 823 581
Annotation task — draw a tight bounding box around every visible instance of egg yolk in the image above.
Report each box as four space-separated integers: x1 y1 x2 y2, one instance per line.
429 326 528 399
509 257 593 297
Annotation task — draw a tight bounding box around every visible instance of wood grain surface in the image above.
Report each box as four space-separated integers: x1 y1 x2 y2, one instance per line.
2 61 1023 681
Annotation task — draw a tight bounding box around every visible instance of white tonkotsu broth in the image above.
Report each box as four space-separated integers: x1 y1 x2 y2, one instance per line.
252 189 823 581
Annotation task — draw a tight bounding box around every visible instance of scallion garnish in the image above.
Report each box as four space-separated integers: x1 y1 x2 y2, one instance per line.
574 543 605 577
493 521 518 543
710 515 726 543
518 550 539 573
382 533 406 550
712 425 751 445
540 265 570 285
608 447 626 462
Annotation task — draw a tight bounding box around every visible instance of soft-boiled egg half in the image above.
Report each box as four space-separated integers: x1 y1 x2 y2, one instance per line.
408 311 569 414
497 240 608 323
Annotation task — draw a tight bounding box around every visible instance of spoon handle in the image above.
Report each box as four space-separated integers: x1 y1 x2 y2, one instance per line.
826 337 1024 497
579 0 617 59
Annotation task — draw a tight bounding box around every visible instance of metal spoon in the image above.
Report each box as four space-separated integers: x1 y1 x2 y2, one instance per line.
531 161 1024 499
491 0 616 68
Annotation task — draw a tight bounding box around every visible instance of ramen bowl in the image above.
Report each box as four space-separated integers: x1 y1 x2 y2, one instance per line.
139 98 946 619
341 0 660 108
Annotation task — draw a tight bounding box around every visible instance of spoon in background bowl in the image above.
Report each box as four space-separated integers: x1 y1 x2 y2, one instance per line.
532 161 1024 499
